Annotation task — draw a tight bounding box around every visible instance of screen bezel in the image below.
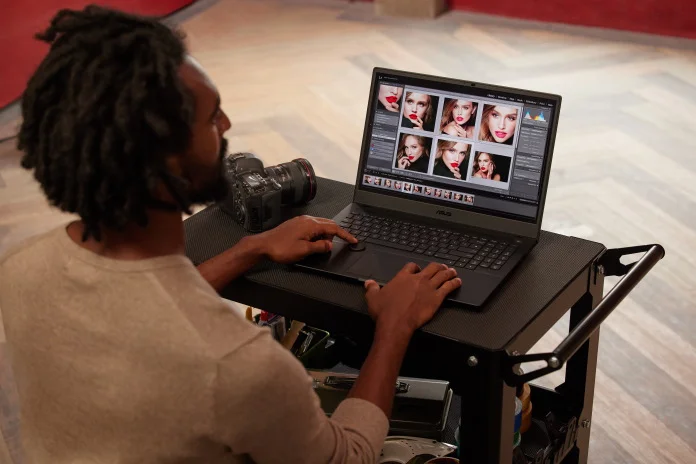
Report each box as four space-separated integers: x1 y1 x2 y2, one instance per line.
352 67 562 239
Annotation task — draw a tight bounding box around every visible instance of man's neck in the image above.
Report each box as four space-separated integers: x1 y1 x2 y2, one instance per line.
67 210 186 260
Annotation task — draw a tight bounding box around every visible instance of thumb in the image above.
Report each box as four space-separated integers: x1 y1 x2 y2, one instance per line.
364 279 380 300
307 240 332 254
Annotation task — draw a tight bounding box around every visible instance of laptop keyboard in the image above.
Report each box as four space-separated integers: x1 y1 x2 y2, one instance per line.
340 212 521 271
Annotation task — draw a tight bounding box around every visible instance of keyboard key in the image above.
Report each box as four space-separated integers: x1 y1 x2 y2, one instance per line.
451 250 475 259
398 240 409 246
484 257 494 263
455 262 468 268
439 247 452 254
435 252 459 261
470 260 481 266
425 251 435 256
480 262 491 268
502 251 512 257
409 241 419 248
365 238 415 252
482 247 492 253
414 248 425 254
500 255 510 262
495 260 504 266
469 244 481 250
457 258 470 265
491 264 501 270
448 244 458 250
465 264 478 270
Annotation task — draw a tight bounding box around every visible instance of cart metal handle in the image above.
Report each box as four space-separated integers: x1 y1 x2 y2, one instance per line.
506 244 665 385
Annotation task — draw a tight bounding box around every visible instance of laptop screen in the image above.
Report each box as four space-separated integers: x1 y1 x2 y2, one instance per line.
358 70 558 223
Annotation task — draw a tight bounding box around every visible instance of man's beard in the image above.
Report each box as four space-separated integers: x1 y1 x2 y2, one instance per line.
188 138 231 205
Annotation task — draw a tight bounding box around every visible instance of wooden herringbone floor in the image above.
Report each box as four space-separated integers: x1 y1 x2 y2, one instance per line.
1 0 695 462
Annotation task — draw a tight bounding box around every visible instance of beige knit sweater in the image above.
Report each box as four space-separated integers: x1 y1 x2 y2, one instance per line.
0 225 388 463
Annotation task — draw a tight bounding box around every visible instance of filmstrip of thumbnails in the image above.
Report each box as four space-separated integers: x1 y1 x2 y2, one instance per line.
362 174 476 206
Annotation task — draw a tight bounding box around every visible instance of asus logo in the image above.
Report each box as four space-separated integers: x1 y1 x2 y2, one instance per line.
436 210 452 217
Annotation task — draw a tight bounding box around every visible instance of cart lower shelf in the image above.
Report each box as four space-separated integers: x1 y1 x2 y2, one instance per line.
444 385 582 464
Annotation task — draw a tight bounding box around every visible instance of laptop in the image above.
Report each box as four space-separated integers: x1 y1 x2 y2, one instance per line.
296 68 561 308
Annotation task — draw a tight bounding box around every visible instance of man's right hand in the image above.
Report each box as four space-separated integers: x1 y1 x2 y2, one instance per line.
364 262 462 335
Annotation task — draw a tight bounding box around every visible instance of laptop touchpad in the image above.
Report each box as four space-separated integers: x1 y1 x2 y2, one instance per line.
347 251 430 284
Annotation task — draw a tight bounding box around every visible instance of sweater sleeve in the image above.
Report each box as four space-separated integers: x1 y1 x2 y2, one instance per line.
212 329 389 463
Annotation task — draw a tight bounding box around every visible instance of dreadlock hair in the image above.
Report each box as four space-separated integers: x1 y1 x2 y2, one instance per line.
17 5 197 242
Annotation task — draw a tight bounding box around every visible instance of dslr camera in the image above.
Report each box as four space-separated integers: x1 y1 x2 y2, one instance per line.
220 153 317 232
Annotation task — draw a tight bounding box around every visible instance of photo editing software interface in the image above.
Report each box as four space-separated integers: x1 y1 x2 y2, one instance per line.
360 72 556 222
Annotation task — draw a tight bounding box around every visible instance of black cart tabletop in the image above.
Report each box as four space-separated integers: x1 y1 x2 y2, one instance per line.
184 177 605 351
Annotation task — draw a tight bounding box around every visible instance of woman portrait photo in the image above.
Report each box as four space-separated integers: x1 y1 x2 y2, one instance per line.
394 181 402 190
444 191 452 200
364 175 372 184
395 134 432 173
471 152 511 182
425 187 433 196
454 193 463 201
385 179 392 188
401 91 439 132
434 189 442 198
375 178 382 186
404 183 413 192
479 104 519 145
440 99 478 139
432 140 471 180
464 195 474 204
414 185 423 194
378 84 403 113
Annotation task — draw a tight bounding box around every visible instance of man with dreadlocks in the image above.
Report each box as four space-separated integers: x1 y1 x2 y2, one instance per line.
0 5 461 463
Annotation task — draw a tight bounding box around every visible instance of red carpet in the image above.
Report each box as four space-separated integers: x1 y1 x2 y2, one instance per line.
449 0 696 40
0 1 194 109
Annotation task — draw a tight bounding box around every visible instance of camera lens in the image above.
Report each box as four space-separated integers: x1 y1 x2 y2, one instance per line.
264 158 317 206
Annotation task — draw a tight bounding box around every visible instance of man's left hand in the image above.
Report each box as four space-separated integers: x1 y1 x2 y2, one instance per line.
257 215 358 264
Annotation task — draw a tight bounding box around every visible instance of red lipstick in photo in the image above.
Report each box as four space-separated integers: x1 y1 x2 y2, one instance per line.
409 113 418 120
456 117 464 122
408 156 415 161
450 162 459 168
495 131 507 138
386 96 397 103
